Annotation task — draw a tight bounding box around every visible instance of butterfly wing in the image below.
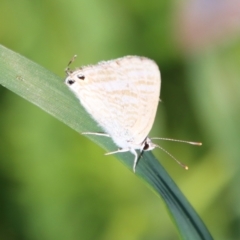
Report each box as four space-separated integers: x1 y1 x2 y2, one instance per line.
65 56 161 149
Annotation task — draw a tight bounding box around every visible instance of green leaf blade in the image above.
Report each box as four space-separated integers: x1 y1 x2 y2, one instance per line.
0 45 213 240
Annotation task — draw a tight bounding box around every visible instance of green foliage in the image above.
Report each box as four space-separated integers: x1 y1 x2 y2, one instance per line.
0 0 240 239
0 43 212 240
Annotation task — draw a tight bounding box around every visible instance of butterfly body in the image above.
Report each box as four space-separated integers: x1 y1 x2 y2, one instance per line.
65 56 161 171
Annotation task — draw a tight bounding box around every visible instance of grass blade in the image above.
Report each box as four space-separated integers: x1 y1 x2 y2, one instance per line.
0 45 213 240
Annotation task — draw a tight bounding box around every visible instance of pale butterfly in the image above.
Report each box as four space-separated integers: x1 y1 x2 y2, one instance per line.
65 56 201 172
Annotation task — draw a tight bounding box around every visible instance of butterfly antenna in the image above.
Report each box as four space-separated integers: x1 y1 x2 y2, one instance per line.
65 55 77 75
154 144 189 170
151 137 202 146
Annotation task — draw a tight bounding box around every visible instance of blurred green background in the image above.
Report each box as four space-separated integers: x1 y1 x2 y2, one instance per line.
1 0 240 239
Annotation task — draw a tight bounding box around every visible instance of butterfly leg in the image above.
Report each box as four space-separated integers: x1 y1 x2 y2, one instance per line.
131 149 140 173
129 142 146 172
82 132 110 137
105 148 130 156
105 148 141 173
106 148 138 171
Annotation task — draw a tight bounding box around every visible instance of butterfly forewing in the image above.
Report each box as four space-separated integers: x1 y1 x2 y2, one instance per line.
65 56 161 150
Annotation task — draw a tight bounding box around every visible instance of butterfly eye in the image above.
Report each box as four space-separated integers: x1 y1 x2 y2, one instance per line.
143 142 150 150
67 79 75 85
77 74 85 80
